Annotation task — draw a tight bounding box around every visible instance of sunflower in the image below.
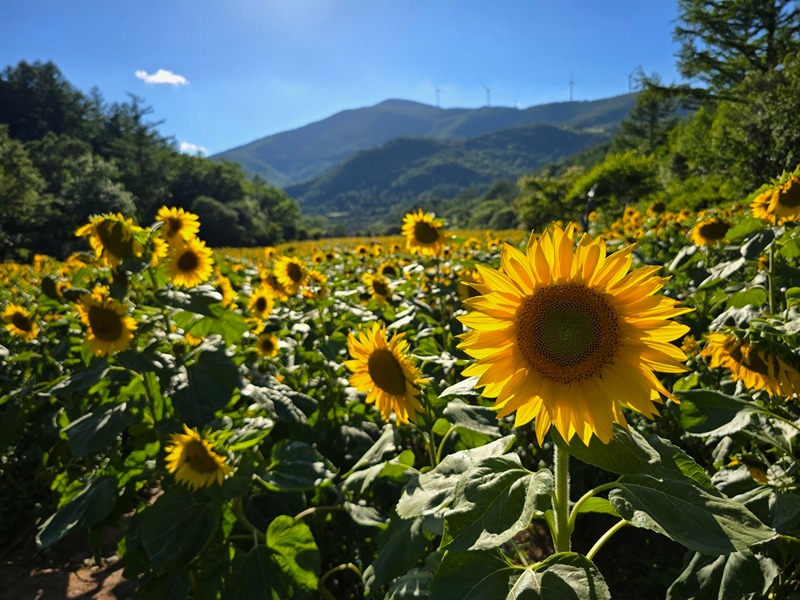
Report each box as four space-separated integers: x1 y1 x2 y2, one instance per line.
344 322 426 425
457 224 690 445
216 274 237 307
457 268 484 301
304 269 328 299
377 261 401 279
256 333 280 357
2 304 38 340
701 332 800 397
155 206 201 243
690 218 730 246
647 200 667 217
262 273 289 301
402 210 447 256
274 256 306 295
77 294 137 356
355 244 370 258
248 285 274 319
75 213 142 268
751 170 800 223
363 273 392 302
167 238 214 288
164 425 234 491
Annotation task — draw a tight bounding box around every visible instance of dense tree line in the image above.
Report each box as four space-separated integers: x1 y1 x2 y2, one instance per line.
0 60 303 259
514 0 800 230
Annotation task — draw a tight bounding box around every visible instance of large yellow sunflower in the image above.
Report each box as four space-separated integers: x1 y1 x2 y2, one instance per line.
2 304 38 340
75 213 142 268
402 210 447 257
458 224 690 445
274 256 306 295
165 425 234 491
167 238 214 288
77 294 137 356
701 332 800 397
155 206 201 243
690 218 730 246
248 285 274 319
344 322 426 425
751 171 800 223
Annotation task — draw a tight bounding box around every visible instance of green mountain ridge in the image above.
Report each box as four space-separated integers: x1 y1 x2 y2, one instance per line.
286 122 609 230
212 94 637 187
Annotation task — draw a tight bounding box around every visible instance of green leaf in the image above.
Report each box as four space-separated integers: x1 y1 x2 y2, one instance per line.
779 238 800 260
172 344 241 425
440 377 480 398
172 304 248 345
343 502 386 527
266 515 320 594
363 515 431 592
443 399 502 440
441 457 553 551
572 497 618 518
386 567 433 599
63 403 137 458
725 288 767 309
49 357 109 396
675 389 756 436
397 435 516 519
429 550 517 599
116 349 175 373
552 427 660 477
156 285 223 316
259 441 336 491
140 487 218 572
740 229 775 260
36 476 117 549
136 570 190 600
611 476 775 554
509 553 611 599
725 218 765 243
667 549 779 600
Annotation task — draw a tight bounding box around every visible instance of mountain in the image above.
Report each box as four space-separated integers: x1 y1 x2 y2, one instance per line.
213 94 637 187
286 123 608 229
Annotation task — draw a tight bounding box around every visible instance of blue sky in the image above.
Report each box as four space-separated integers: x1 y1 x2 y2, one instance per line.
2 0 682 156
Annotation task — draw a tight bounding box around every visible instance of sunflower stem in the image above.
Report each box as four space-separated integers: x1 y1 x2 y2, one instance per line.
552 444 572 553
232 498 265 542
435 425 457 464
586 519 627 561
768 221 776 314
566 482 619 534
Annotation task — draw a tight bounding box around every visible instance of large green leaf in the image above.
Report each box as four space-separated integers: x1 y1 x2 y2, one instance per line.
509 553 611 599
397 435 516 519
63 403 137 458
666 549 779 600
136 570 190 600
429 550 518 599
49 357 109 396
140 487 218 572
442 399 502 445
172 343 241 425
258 440 336 491
674 389 756 436
364 515 431 592
156 285 223 316
266 516 320 594
441 456 553 551
610 476 775 554
36 476 117 549
172 303 248 345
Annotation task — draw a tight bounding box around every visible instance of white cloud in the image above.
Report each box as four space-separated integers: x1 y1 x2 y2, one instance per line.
180 142 207 155
135 68 189 85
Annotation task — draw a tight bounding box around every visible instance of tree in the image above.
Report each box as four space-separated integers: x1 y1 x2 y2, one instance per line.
675 0 800 94
613 74 680 153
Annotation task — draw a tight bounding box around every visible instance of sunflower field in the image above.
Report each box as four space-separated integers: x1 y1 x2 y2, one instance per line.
2 166 800 599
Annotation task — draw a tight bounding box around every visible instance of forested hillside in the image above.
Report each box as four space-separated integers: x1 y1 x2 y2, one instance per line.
213 95 636 187
0 61 303 259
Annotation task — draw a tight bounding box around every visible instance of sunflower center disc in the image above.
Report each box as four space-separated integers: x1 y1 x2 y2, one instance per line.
413 221 440 244
178 250 200 272
517 285 620 384
96 219 133 259
167 217 183 236
778 181 800 208
88 306 124 342
372 280 389 297
11 313 32 332
286 262 303 282
183 440 219 473
698 221 730 241
255 297 268 312
260 338 275 353
367 348 408 396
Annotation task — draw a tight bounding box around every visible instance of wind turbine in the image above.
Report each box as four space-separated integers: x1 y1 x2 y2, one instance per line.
435 85 441 108
480 82 492 107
